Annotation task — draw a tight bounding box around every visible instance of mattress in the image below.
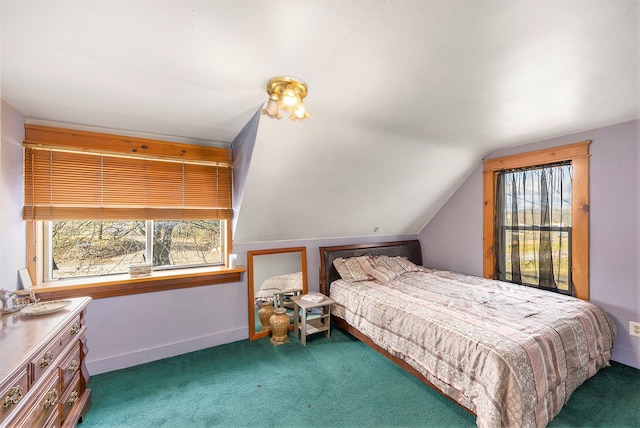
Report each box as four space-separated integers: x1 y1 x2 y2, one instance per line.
330 268 616 428
254 271 303 302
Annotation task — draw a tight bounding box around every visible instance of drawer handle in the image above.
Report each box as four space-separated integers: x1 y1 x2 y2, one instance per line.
40 352 54 368
67 391 79 407
70 322 80 336
3 386 22 409
43 389 57 410
67 360 79 373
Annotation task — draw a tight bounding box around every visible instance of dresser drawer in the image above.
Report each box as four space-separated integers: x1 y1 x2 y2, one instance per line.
59 372 80 423
0 366 29 424
43 406 62 428
30 315 82 383
58 339 82 394
11 369 60 428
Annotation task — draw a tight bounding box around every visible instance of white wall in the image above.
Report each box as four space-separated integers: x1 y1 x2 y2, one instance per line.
0 100 26 291
419 165 484 276
84 281 248 374
419 120 640 369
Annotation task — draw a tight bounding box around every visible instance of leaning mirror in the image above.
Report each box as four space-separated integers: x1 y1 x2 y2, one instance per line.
248 247 308 340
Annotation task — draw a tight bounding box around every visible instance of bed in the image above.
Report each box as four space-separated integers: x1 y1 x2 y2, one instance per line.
254 271 303 304
319 240 616 428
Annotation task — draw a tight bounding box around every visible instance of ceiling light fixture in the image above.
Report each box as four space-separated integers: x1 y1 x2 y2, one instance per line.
261 76 311 121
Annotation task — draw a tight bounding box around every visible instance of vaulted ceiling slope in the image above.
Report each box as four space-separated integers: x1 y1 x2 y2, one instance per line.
2 1 638 243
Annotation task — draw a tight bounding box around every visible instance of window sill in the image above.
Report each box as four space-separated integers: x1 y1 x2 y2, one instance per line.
27 266 246 300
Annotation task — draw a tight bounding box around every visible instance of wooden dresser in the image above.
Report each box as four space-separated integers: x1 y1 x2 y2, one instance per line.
0 297 91 428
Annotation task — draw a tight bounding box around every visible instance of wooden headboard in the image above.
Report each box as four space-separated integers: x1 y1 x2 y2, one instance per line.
319 240 422 295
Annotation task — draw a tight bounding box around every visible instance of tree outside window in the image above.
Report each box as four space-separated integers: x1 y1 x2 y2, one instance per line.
50 220 223 280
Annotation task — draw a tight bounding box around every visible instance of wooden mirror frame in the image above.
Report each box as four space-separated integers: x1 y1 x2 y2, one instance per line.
247 247 308 340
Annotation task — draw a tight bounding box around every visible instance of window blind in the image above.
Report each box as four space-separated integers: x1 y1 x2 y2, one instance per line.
24 148 232 221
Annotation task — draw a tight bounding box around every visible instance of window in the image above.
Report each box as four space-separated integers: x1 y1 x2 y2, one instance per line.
23 125 241 299
48 220 225 280
495 162 572 294
483 141 590 300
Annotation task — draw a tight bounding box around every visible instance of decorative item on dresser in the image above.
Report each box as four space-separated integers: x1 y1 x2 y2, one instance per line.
0 297 92 428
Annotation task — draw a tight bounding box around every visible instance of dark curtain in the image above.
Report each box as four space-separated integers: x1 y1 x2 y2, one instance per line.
538 169 555 288
495 162 572 294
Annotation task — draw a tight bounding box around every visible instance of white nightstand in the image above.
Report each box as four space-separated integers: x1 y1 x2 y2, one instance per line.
291 295 335 345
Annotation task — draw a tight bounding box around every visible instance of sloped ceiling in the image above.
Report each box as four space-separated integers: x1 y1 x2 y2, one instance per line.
1 1 638 243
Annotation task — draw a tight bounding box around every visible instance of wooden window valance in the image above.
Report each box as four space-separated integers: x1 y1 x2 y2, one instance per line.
23 125 233 221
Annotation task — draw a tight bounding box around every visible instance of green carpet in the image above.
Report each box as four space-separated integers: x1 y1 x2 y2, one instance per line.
83 330 639 427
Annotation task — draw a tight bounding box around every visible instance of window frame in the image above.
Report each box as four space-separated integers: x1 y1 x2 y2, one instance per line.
26 219 241 300
482 141 590 300
23 125 243 299
44 219 227 281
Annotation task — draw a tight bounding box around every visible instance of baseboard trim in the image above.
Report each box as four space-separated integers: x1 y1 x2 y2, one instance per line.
86 327 247 375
